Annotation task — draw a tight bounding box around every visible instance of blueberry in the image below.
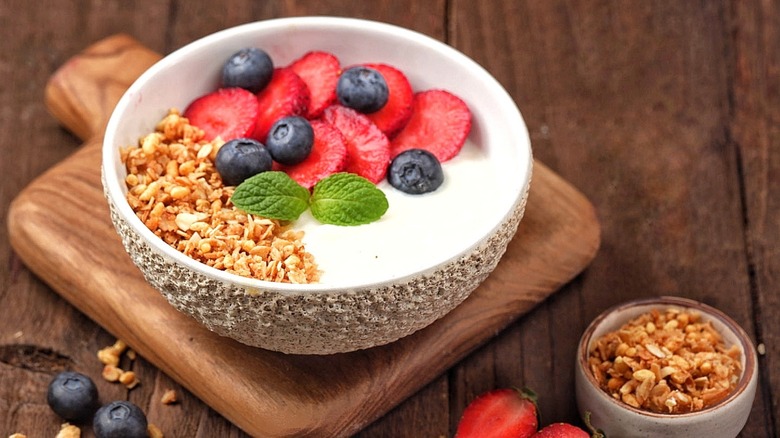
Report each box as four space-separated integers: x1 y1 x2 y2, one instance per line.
221 47 274 93
265 116 314 165
336 66 389 113
215 138 273 186
387 149 444 194
93 400 148 438
46 371 99 423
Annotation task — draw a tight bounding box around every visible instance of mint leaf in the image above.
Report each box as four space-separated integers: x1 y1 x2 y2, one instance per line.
231 171 310 221
310 173 388 226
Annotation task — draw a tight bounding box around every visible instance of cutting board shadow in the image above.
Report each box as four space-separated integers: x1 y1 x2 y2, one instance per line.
7 35 600 437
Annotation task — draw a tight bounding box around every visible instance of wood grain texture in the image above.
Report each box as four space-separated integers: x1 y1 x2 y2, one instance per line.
3 1 778 437
8 35 599 437
44 34 161 140
446 2 770 433
731 1 780 433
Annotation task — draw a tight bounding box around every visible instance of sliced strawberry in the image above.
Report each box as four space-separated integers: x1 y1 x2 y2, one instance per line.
531 423 590 438
183 87 258 141
277 119 347 189
390 89 472 162
362 63 413 137
289 51 341 119
454 388 539 438
322 105 391 184
252 67 310 142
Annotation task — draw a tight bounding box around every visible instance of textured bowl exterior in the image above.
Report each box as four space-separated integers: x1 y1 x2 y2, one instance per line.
105 174 529 354
575 296 758 437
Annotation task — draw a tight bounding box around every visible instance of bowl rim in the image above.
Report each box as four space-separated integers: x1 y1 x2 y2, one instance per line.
102 16 533 294
577 295 757 419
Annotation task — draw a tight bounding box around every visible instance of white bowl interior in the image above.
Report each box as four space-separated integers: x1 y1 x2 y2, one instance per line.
103 17 531 293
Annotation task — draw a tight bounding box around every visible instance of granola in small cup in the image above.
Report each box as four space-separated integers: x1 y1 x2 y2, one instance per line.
576 297 759 437
587 306 742 414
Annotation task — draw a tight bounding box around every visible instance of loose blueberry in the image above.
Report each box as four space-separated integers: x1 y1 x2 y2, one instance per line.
93 400 148 438
46 371 99 423
336 66 389 113
266 116 314 165
215 138 273 186
387 149 444 194
221 47 274 93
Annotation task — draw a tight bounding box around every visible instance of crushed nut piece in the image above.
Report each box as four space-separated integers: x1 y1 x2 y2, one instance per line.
109 339 128 354
161 389 178 405
97 339 128 367
588 307 742 414
55 423 80 438
102 364 123 382
119 370 140 389
126 349 137 361
97 349 120 367
147 423 164 438
121 109 320 283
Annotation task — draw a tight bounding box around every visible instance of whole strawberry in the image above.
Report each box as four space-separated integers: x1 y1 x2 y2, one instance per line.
532 423 590 438
454 388 539 438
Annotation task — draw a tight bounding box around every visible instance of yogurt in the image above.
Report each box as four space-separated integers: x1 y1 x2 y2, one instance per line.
296 139 505 286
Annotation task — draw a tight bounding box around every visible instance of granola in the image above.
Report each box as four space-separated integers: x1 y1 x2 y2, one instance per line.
121 109 319 283
54 423 81 438
588 307 742 413
161 389 178 405
147 423 164 438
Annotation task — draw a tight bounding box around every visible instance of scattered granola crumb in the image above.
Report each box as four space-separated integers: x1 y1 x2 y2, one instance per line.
97 348 120 367
110 339 128 354
97 339 140 389
161 389 178 405
588 307 742 414
102 364 123 382
97 339 128 366
121 109 319 283
55 423 81 438
147 423 164 438
8 433 27 438
119 370 140 389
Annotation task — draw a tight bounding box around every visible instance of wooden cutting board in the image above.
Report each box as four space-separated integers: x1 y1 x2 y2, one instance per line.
8 35 601 437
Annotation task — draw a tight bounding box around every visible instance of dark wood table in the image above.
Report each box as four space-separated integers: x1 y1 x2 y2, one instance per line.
1 1 777 437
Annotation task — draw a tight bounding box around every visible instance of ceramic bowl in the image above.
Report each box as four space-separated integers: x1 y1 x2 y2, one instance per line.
102 17 532 354
575 296 758 437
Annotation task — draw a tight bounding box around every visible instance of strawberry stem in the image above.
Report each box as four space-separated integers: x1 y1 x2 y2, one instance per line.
583 411 607 438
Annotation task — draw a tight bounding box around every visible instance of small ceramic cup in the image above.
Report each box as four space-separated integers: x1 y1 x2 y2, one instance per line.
575 296 758 437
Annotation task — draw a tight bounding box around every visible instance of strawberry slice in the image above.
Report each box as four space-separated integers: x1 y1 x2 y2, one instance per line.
322 105 391 184
252 67 310 142
277 119 348 189
531 423 591 438
390 89 472 162
455 388 539 438
182 87 259 141
362 63 413 137
289 51 341 119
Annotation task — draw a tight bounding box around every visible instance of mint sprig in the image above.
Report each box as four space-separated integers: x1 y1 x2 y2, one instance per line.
231 171 310 221
230 171 388 226
311 172 389 226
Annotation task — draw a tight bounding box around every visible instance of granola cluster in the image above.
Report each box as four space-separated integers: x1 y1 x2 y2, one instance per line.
588 307 742 413
121 109 319 283
98 339 139 389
